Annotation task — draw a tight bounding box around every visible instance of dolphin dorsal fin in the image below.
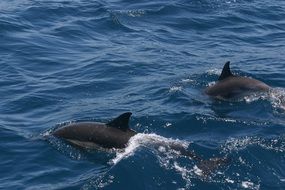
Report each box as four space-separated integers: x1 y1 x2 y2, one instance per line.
218 61 233 81
107 112 132 131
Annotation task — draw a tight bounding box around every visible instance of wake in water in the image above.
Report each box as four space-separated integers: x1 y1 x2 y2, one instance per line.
45 128 229 176
218 135 285 189
45 131 230 189
84 133 230 189
111 133 189 164
268 88 285 111
111 133 229 177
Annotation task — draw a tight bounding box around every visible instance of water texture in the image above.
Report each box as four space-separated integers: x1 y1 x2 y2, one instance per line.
1 0 285 189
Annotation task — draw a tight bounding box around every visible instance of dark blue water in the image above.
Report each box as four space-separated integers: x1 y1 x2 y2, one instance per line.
1 0 285 189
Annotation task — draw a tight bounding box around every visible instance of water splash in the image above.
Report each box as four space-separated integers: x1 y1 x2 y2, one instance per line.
241 181 260 190
109 133 232 188
111 133 189 164
242 87 285 112
110 133 201 188
269 88 285 111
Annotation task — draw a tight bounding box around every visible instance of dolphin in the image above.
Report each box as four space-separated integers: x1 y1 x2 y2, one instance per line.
53 112 229 175
205 61 270 99
53 112 136 149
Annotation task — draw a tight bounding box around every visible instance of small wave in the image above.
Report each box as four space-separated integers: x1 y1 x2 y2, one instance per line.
169 85 183 92
107 11 139 32
195 114 269 126
173 162 195 188
221 136 258 153
221 136 285 154
114 9 146 17
269 88 285 111
206 68 221 75
242 87 285 112
181 78 194 83
241 181 260 190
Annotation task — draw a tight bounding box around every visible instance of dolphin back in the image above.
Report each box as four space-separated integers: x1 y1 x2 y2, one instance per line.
205 61 270 99
53 112 136 149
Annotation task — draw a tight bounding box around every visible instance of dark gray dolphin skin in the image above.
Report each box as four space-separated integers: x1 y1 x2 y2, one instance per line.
53 112 229 175
205 61 270 99
53 112 136 149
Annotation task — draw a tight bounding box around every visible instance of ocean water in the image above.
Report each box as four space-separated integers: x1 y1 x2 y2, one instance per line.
1 0 285 189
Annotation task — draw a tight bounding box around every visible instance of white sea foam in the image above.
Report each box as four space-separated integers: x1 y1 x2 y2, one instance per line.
222 136 257 153
207 68 221 75
241 181 260 190
174 162 193 188
181 78 194 83
111 133 240 188
222 136 285 154
239 88 285 112
110 133 195 189
225 178 235 183
111 133 189 165
163 122 172 128
193 165 203 176
109 134 194 188
207 81 216 87
269 88 285 111
42 129 52 137
169 86 182 92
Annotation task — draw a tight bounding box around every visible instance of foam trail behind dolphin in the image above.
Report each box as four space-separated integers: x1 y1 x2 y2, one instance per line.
111 133 190 164
111 133 229 176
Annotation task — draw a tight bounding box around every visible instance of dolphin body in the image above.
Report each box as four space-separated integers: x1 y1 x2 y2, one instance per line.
53 112 136 149
205 61 270 99
53 112 229 175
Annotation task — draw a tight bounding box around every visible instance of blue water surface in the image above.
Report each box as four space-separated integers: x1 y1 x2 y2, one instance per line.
1 0 285 189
